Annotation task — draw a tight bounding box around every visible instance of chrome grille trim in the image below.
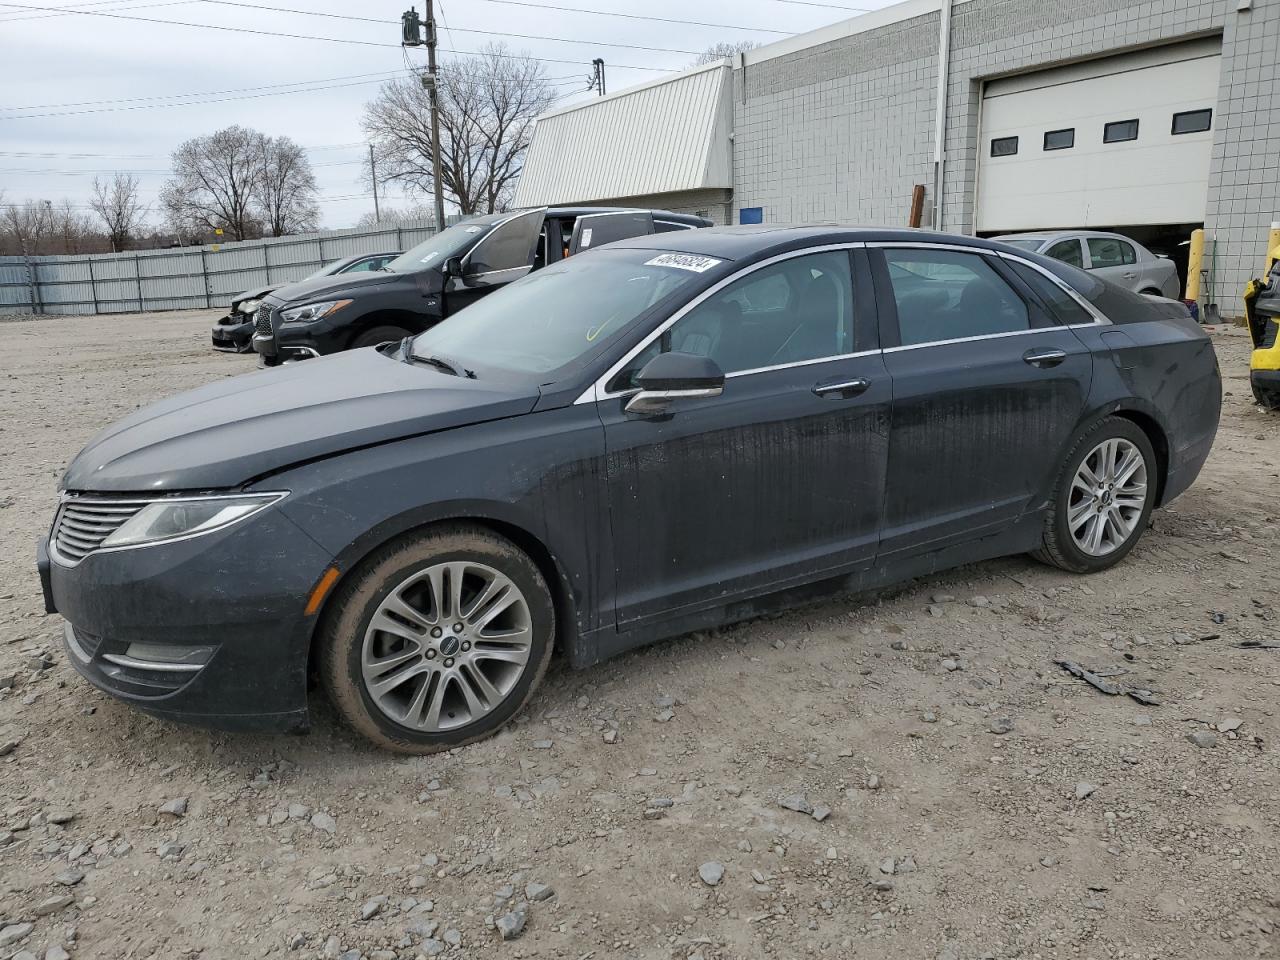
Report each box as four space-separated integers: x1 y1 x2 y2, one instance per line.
53 498 147 563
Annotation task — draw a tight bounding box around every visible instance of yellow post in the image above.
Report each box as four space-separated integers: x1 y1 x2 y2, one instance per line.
1185 228 1204 301
1267 222 1280 274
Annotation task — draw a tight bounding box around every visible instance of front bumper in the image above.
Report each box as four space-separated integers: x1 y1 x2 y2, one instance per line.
212 317 254 353
40 503 335 734
1252 368 1280 391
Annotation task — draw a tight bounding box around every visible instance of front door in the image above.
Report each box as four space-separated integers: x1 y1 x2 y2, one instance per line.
444 209 544 315
597 248 890 628
568 211 655 255
872 245 1093 559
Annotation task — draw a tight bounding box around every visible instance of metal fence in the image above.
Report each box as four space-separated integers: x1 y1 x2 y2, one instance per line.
0 216 458 316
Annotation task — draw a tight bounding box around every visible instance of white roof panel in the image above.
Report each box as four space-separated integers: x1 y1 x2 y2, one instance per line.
514 61 733 207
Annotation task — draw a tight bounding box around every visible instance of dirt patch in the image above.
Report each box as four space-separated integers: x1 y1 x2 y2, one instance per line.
0 312 1277 960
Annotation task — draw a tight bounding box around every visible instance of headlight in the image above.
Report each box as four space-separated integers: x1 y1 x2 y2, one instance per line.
280 299 352 324
100 493 286 549
238 298 262 316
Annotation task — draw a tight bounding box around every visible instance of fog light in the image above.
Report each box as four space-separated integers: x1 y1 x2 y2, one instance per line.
103 643 214 673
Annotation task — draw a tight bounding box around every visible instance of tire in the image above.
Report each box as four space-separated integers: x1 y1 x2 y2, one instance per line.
1253 381 1280 411
351 325 411 350
1033 417 1157 574
1139 288 1163 298
318 524 555 754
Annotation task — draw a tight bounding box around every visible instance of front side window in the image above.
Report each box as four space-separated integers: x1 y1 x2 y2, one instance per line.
1087 237 1136 269
990 136 1018 157
1043 128 1075 151
1172 109 1212 135
610 251 855 389
885 249 1029 346
1104 119 1139 143
467 209 544 274
1045 239 1084 268
382 214 507 273
340 257 384 274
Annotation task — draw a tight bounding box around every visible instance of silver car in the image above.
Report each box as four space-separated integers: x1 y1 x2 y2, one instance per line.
992 231 1181 299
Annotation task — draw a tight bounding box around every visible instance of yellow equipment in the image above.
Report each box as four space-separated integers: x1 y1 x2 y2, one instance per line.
1244 241 1280 410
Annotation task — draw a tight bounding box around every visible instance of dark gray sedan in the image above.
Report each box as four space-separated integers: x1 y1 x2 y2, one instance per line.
38 227 1221 753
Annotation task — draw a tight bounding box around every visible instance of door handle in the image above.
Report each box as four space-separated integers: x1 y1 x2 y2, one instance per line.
813 377 871 398
1122 271 1137 279
1022 347 1067 368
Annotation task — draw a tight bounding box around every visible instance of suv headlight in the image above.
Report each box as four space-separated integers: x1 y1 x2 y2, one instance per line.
100 493 286 549
280 299 352 324
238 298 262 315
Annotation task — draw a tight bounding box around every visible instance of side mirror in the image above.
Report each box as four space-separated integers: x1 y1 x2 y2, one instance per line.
625 352 725 415
443 256 464 279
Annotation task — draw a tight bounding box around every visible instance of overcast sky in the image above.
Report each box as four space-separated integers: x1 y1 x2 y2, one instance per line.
0 0 898 230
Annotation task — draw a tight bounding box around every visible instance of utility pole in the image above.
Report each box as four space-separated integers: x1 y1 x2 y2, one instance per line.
591 58 606 96
401 5 447 233
369 144 380 225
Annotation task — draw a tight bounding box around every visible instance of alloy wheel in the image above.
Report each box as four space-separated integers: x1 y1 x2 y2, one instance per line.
360 561 533 732
1067 437 1149 557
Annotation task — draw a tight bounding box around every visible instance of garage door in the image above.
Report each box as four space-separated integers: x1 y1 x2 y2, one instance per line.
975 38 1221 233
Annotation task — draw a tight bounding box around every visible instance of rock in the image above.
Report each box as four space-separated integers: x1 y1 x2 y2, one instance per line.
310 811 337 834
878 857 895 875
927 604 944 617
698 861 724 886
54 868 85 886
531 739 554 750
0 924 34 948
421 939 445 957
494 905 527 940
360 896 387 920
156 840 185 860
654 709 675 723
406 919 439 938
602 729 619 744
1075 782 1097 800
922 711 938 723
525 881 554 902
13 951 38 960
968 595 990 607
869 879 894 892
321 935 341 958
866 774 882 790
1040 855 1059 867
47 810 75 825
0 739 18 756
46 948 71 960
778 794 814 815
931 593 955 604
1217 717 1244 733
288 803 311 820
737 839 752 853
158 797 188 817
442 928 461 946
287 931 309 950
989 716 1014 735
811 804 831 822
35 894 75 915
653 694 676 709
1186 729 1217 748
941 658 960 672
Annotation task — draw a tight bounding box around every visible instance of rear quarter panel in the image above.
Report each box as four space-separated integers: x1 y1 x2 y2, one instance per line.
1071 313 1220 505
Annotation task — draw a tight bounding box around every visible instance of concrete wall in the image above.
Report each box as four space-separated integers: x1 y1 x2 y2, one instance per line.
732 0 1275 310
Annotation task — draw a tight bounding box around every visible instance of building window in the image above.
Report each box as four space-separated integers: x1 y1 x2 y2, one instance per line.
990 136 1018 157
1043 128 1075 151
739 207 763 225
1103 119 1139 143
1172 109 1212 135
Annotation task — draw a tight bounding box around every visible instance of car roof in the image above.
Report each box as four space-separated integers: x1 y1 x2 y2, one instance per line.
602 224 1019 261
545 206 708 224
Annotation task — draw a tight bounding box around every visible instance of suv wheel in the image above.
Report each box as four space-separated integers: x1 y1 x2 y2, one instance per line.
318 525 555 753
351 325 411 350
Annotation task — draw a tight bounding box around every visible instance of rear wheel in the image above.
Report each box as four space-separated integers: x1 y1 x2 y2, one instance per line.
351 325 411 350
1034 417 1156 573
318 525 555 753
1253 380 1280 410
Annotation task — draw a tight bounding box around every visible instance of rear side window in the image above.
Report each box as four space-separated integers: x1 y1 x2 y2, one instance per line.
884 249 1029 346
1087 237 1136 268
1005 260 1093 326
1045 239 1083 268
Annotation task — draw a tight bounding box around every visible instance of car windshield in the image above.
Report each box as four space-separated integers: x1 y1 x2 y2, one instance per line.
382 215 507 273
409 249 713 378
996 237 1047 252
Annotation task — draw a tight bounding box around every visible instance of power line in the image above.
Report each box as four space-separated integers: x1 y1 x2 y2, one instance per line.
0 2 678 71
769 0 874 9
471 0 792 35
0 0 193 21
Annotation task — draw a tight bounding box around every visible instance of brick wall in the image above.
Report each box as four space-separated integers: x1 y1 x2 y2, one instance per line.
732 0 1278 309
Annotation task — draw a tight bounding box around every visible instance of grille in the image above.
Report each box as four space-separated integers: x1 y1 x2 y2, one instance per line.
255 304 273 337
53 498 147 562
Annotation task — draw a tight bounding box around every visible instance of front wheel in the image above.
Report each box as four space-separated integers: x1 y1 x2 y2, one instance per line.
318 525 555 753
1253 380 1280 411
351 325 412 350
1033 417 1157 573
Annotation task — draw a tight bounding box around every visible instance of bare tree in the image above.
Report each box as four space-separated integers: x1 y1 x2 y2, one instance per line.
1 198 55 255
692 40 758 65
362 43 556 216
51 198 97 254
254 135 320 237
89 172 148 252
160 126 264 241
353 203 436 230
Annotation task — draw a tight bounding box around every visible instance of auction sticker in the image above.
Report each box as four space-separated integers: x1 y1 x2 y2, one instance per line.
644 253 722 273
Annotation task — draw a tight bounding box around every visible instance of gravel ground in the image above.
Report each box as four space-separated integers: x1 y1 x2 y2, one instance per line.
0 310 1277 960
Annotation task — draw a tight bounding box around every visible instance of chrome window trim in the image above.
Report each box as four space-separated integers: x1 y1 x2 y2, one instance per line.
654 220 696 230
574 242 867 405
49 491 288 567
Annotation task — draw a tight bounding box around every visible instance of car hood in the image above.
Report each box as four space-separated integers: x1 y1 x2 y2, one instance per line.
62 348 538 492
230 285 276 309
269 270 401 305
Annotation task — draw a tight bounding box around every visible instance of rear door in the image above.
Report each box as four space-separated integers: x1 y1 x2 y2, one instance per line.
568 211 655 256
872 244 1093 559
